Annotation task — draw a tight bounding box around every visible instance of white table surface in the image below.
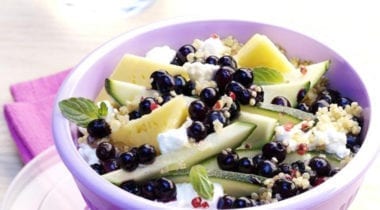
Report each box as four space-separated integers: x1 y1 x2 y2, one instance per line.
0 0 379 208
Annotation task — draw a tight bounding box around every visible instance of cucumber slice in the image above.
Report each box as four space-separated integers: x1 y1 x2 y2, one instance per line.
165 169 265 197
102 121 257 185
241 103 315 125
238 111 278 149
105 78 158 105
262 80 311 107
297 60 330 88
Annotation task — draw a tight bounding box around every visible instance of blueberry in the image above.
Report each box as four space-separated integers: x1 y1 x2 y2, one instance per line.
141 180 156 200
319 89 340 104
96 142 116 161
217 195 235 209
137 144 157 164
254 87 264 103
129 110 142 120
186 121 208 142
175 44 196 64
188 100 208 121
238 157 255 174
232 197 253 208
271 96 291 107
102 158 120 173
296 103 310 112
214 66 235 91
310 99 330 113
119 151 139 171
183 80 196 96
150 70 167 89
159 94 173 105
225 81 251 105
155 74 175 94
226 101 240 121
252 154 265 173
139 97 158 115
257 160 278 177
291 160 306 174
217 149 239 171
278 163 292 175
200 87 219 107
154 178 177 202
90 163 105 175
173 75 187 94
205 55 219 65
233 68 254 88
346 133 362 153
272 178 298 199
297 89 307 103
338 96 352 107
262 141 287 163
170 56 182 66
308 156 331 177
218 55 237 69
87 119 111 139
120 180 141 195
204 110 228 133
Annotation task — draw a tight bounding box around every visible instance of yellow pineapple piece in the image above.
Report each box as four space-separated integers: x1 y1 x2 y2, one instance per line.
110 95 188 152
97 54 189 101
235 34 295 74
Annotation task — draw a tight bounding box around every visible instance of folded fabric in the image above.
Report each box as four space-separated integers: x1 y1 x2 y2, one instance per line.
4 70 71 163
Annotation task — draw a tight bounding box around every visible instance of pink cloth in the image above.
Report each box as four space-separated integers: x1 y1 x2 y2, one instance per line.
3 70 71 163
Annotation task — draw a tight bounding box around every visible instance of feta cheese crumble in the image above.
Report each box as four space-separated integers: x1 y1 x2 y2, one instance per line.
194 37 229 58
145 45 176 64
78 143 99 165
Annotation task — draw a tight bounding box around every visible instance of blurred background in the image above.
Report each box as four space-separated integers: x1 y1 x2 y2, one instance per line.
0 0 379 208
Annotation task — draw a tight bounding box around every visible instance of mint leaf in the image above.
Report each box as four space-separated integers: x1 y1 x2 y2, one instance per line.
189 165 214 200
98 102 108 118
253 67 284 85
59 97 100 127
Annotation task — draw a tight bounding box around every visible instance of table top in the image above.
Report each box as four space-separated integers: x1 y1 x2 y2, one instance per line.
1 0 379 208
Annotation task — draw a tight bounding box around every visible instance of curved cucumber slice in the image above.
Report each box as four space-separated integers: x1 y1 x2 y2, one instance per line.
165 169 265 197
103 121 256 185
105 78 157 105
297 60 330 88
262 80 310 107
241 103 315 125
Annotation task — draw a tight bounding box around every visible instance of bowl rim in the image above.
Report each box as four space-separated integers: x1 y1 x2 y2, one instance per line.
53 17 376 209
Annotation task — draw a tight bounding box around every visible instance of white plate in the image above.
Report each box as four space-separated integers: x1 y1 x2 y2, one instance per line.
1 146 87 210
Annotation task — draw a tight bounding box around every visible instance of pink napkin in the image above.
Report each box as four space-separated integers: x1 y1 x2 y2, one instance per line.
3 70 71 163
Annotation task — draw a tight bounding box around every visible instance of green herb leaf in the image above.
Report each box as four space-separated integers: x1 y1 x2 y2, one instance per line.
58 97 100 127
98 102 108 118
189 165 214 200
253 67 285 85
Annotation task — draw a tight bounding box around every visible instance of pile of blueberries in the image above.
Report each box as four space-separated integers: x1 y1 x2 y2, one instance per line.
216 141 338 208
85 118 177 202
85 118 157 175
149 44 264 142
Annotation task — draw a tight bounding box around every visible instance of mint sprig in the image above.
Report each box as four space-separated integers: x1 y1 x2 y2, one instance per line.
253 67 285 85
58 97 108 127
189 165 214 200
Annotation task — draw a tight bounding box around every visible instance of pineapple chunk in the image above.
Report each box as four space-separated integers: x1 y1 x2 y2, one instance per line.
110 95 188 152
97 54 189 101
235 34 295 74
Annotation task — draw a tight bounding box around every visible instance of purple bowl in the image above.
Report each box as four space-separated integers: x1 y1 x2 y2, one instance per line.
53 18 375 210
